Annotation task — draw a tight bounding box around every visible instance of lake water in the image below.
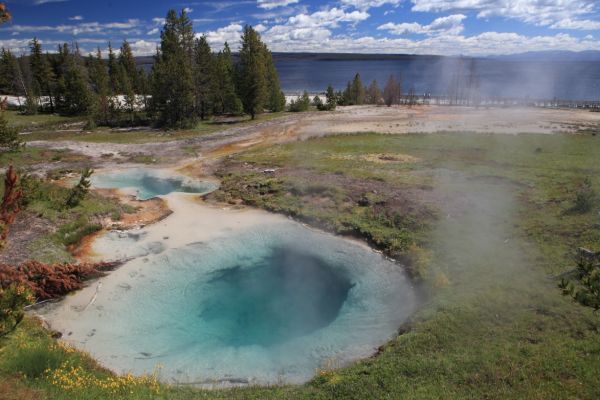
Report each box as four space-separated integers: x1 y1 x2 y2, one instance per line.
275 56 600 100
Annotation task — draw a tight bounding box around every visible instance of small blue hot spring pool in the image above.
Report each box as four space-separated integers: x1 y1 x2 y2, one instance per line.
91 169 218 200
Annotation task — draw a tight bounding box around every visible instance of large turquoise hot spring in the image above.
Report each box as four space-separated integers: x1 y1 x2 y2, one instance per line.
52 169 417 385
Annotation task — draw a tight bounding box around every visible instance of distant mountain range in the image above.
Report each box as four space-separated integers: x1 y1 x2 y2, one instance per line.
492 50 600 62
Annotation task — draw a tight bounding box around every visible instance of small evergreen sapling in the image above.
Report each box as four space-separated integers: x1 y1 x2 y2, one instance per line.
324 84 337 111
0 111 22 152
65 168 93 208
288 91 310 112
572 177 595 213
0 284 33 337
559 249 600 311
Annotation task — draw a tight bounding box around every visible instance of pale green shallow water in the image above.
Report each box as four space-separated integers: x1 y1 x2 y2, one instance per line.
91 169 218 200
56 222 417 386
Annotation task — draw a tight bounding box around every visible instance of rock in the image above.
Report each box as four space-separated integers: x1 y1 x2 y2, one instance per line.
145 241 166 255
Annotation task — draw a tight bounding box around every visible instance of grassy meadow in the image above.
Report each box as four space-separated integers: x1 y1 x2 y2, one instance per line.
6 111 289 144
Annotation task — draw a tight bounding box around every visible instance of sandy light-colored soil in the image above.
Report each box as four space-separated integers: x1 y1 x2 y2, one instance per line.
293 105 600 137
28 106 600 167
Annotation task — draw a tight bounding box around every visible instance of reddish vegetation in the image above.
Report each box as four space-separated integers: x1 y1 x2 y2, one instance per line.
0 3 11 24
0 260 122 301
0 166 23 248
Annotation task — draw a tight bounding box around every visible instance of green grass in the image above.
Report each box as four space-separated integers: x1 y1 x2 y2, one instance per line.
2 177 134 264
213 166 433 278
1 131 600 399
222 132 600 271
4 110 83 130
0 147 88 169
21 112 290 144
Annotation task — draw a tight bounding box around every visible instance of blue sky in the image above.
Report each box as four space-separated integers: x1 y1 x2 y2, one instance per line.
1 0 599 56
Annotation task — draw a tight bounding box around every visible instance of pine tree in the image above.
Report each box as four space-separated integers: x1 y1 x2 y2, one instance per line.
0 49 30 105
289 91 310 112
89 48 111 124
65 168 93 208
335 90 344 106
19 56 38 115
55 43 95 116
351 73 365 105
193 35 214 120
383 75 400 107
107 43 120 95
119 66 136 123
119 40 139 92
312 95 323 108
237 25 268 119
264 45 285 112
0 49 9 94
211 43 241 115
342 81 353 105
137 68 150 110
29 38 56 112
325 84 337 110
366 80 382 105
407 87 417 107
150 9 196 128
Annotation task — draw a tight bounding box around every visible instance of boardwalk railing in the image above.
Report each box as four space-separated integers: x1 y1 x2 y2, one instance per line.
400 95 600 109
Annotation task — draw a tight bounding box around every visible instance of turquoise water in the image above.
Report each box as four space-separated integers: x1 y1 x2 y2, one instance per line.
199 247 353 347
63 223 416 385
91 169 217 200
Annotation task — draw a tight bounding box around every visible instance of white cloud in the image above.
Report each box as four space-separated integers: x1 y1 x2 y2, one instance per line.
1 19 141 36
550 18 600 30
410 0 598 28
128 39 159 56
255 7 369 49
193 18 217 24
0 39 30 54
147 28 159 35
341 0 402 10
201 23 244 48
255 23 268 33
378 14 466 36
287 8 369 29
257 0 300 9
2 29 599 57
69 15 84 21
34 0 68 4
184 7 193 13
206 1 255 12
265 24 332 43
263 31 600 56
0 37 108 55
